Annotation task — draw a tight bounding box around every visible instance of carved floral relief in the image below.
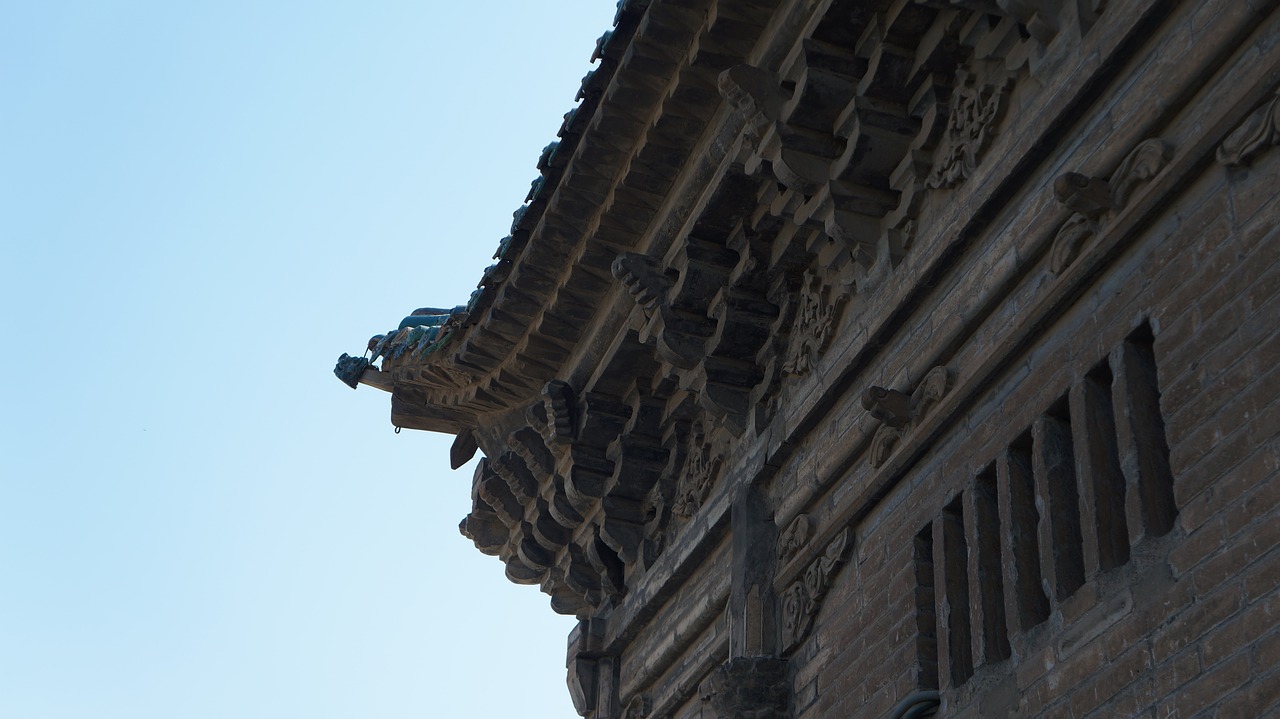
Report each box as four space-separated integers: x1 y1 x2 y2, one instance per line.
781 528 853 653
777 514 812 563
673 423 723 520
927 71 1014 190
782 272 847 377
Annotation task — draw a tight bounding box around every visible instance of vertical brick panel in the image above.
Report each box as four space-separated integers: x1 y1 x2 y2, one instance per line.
934 497 973 688
999 437 1050 633
913 525 939 690
966 467 1011 665
1070 361 1130 577
1034 404 1086 602
1114 321 1177 542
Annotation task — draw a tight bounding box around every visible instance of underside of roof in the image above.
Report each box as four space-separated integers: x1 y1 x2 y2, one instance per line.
334 0 1280 715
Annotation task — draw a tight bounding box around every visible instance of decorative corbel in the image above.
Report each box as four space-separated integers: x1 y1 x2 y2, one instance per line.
611 252 671 311
542 379 577 442
865 366 954 468
996 0 1061 44
921 1 1061 45
718 64 783 144
861 386 914 429
1053 172 1113 217
1049 138 1171 274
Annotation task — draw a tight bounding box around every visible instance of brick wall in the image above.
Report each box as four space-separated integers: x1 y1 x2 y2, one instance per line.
781 2 1280 715
789 143 1278 719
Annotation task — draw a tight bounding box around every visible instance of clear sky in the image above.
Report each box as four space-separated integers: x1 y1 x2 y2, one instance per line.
0 2 619 717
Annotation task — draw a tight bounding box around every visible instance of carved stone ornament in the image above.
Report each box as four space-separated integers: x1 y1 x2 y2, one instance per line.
1048 213 1099 276
1109 138 1173 208
866 366 954 469
870 423 903 469
777 514 812 563
623 693 652 719
1050 138 1171 274
911 365 952 419
782 272 847 377
333 353 371 389
1217 90 1280 167
926 71 1013 189
861 386 914 429
781 528 852 653
673 424 723 520
542 379 576 442
699 656 790 719
612 252 671 311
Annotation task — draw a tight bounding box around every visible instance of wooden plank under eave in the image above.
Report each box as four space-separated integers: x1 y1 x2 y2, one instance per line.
390 392 473 434
357 367 394 392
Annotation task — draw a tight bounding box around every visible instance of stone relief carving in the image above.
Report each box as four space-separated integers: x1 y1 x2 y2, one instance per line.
1049 138 1171 274
782 272 847 377
781 527 852 653
911 365 953 419
673 423 723 520
699 656 790 719
926 71 1013 190
870 424 904 469
1217 90 1280 167
622 693 652 719
1052 172 1113 218
777 514 812 563
865 366 955 469
1108 139 1172 208
861 386 915 429
1048 213 1099 276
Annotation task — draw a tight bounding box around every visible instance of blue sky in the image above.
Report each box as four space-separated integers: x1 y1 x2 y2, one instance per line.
1 2 619 716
